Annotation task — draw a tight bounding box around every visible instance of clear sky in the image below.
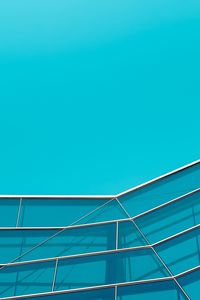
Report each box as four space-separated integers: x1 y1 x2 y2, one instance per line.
0 0 199 194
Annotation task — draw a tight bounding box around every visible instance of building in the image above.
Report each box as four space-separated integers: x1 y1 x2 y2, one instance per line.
0 160 200 299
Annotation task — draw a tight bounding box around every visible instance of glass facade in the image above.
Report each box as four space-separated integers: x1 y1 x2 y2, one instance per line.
0 160 199 299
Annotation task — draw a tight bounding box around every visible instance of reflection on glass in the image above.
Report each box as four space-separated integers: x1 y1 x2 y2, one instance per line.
0 199 19 227
0 261 54 298
118 220 147 248
178 269 200 300
0 223 116 264
77 199 127 225
136 190 200 243
117 280 185 300
156 227 200 275
55 249 168 291
120 163 200 219
18 199 108 227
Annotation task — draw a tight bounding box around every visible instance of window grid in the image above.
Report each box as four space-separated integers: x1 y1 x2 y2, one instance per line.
0 160 199 299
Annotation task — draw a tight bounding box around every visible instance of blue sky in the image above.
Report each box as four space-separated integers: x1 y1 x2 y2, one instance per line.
0 0 199 194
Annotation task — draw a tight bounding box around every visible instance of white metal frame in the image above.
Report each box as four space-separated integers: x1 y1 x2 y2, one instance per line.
0 187 199 231
0 276 173 300
0 159 199 300
0 187 198 270
1 221 200 268
3 265 200 300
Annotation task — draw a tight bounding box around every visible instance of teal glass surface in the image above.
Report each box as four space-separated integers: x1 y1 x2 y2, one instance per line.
118 220 147 248
120 163 200 218
23 224 116 260
55 249 168 291
77 199 127 225
0 230 56 264
18 288 115 300
0 230 23 263
156 227 200 275
178 269 200 300
18 199 108 227
0 223 116 264
22 223 116 262
135 190 200 243
0 199 19 227
0 166 199 299
117 280 185 300
0 261 54 298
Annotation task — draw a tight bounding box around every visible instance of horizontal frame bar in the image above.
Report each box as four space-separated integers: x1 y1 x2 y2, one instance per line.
0 195 114 199
1 222 200 268
0 276 173 300
0 188 198 231
176 265 200 278
4 263 200 300
3 263 200 300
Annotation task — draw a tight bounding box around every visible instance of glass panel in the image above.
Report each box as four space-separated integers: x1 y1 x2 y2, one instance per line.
77 199 127 225
0 224 116 264
156 227 200 275
55 249 168 291
25 223 115 262
178 268 200 300
0 230 24 263
120 162 200 218
18 287 115 300
0 230 57 264
135 190 200 243
0 199 19 227
117 280 185 300
0 261 54 298
19 198 109 227
118 220 147 248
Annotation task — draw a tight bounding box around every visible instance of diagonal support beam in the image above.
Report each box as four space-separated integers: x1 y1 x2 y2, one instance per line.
116 197 191 300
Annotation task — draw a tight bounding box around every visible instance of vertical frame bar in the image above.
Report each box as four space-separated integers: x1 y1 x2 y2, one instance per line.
116 221 119 249
52 258 58 292
16 198 22 228
115 285 118 300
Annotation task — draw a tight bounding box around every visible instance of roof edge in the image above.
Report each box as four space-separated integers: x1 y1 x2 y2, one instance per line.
0 159 199 199
116 159 200 197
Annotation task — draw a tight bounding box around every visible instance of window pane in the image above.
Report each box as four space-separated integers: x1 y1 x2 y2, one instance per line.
117 280 185 300
0 261 54 298
118 220 147 248
19 199 108 227
156 227 200 275
24 223 116 262
0 223 116 264
0 199 19 227
119 163 200 219
0 230 24 263
55 249 168 291
17 287 115 300
77 199 127 225
135 190 200 243
178 268 200 300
